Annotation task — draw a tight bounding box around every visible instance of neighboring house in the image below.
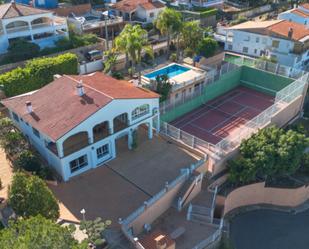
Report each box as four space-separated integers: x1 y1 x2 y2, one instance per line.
0 1 68 54
1 72 160 181
111 0 165 23
278 4 309 27
224 20 309 69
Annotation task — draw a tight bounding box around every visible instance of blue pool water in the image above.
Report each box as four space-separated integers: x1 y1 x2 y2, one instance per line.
144 64 190 80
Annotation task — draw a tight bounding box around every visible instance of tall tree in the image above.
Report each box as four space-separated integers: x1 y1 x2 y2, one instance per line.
181 21 204 53
114 24 153 83
0 215 85 249
155 8 183 57
8 172 60 221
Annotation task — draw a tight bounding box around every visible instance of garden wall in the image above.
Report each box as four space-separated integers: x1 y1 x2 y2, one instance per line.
223 182 309 215
0 42 104 75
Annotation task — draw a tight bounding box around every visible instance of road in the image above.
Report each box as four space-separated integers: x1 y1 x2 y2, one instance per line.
230 209 309 249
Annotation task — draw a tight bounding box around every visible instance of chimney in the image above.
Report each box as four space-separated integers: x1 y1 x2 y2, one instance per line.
26 101 33 114
76 80 84 96
11 0 16 8
288 27 293 39
155 235 167 249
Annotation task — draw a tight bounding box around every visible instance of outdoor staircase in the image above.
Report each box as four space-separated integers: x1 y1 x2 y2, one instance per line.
188 204 219 227
103 228 135 249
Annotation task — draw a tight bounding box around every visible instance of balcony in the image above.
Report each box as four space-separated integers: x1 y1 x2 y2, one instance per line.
6 25 29 34
191 0 223 7
82 16 123 31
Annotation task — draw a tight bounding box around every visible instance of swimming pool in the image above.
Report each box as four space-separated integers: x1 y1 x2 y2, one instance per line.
144 64 190 80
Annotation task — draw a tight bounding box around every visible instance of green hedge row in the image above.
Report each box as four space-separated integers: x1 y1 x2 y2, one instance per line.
200 8 218 18
0 53 78 97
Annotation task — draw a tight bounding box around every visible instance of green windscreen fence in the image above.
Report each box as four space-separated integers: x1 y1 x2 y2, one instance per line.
161 67 242 122
161 65 295 123
240 66 294 96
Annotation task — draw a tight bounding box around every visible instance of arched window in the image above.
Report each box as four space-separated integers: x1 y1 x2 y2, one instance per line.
6 21 29 31
62 131 89 156
132 104 150 120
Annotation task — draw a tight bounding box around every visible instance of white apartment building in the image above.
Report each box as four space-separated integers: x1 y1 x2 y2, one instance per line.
2 72 160 181
224 20 309 69
0 1 68 54
278 3 309 27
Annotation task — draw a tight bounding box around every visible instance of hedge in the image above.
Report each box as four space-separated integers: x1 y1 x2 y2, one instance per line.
0 53 78 97
200 9 218 18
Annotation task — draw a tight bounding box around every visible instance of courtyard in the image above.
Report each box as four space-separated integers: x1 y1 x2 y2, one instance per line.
49 128 201 224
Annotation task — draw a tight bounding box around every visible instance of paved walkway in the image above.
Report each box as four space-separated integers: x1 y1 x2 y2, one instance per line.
230 209 309 249
0 148 13 200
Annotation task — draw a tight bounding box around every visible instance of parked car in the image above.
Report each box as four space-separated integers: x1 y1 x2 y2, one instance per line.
85 50 102 61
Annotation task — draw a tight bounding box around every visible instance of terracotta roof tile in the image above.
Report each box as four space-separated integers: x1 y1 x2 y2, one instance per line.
301 3 309 10
291 9 309 18
52 3 91 17
112 0 164 12
139 1 165 10
0 2 49 19
1 72 159 141
267 20 309 41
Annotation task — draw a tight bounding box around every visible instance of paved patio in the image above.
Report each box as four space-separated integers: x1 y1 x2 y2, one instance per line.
108 128 200 195
50 129 200 225
144 208 218 249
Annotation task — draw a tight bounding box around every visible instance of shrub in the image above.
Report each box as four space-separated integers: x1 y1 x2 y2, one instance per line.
169 53 177 62
184 47 195 58
196 37 218 58
1 130 28 156
1 39 40 64
14 150 41 173
0 53 78 97
200 8 217 18
228 126 308 185
230 15 247 26
8 172 59 220
111 71 124 79
0 215 80 248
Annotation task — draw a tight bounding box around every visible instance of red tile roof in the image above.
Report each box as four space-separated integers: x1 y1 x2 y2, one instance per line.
51 3 91 17
1 72 159 141
0 2 49 19
301 3 309 10
267 20 309 41
113 0 164 12
291 9 309 18
139 1 165 10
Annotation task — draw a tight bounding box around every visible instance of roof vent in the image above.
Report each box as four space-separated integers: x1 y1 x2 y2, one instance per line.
26 101 33 114
288 27 293 39
76 80 84 96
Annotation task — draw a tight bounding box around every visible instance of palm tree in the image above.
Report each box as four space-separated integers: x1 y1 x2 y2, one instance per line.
114 24 153 83
155 8 183 58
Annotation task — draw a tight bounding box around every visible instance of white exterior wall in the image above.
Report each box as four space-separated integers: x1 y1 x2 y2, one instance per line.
224 29 308 69
0 12 68 54
136 6 165 23
8 97 159 181
278 11 309 27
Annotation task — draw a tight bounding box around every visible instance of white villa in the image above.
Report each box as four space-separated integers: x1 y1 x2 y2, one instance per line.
2 72 160 181
224 20 309 69
278 3 309 28
112 0 165 23
0 1 68 54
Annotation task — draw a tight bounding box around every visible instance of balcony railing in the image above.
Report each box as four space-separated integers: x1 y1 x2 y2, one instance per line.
6 26 29 33
82 16 123 30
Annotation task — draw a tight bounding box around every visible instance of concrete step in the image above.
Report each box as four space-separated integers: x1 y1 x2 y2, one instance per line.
191 205 212 216
191 213 212 223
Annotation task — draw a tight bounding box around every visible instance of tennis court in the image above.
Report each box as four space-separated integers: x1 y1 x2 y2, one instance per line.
170 86 275 145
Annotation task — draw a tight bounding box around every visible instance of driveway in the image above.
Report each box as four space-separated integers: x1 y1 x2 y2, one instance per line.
230 209 309 249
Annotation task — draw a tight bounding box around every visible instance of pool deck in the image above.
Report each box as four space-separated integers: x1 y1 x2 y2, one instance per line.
141 63 206 89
